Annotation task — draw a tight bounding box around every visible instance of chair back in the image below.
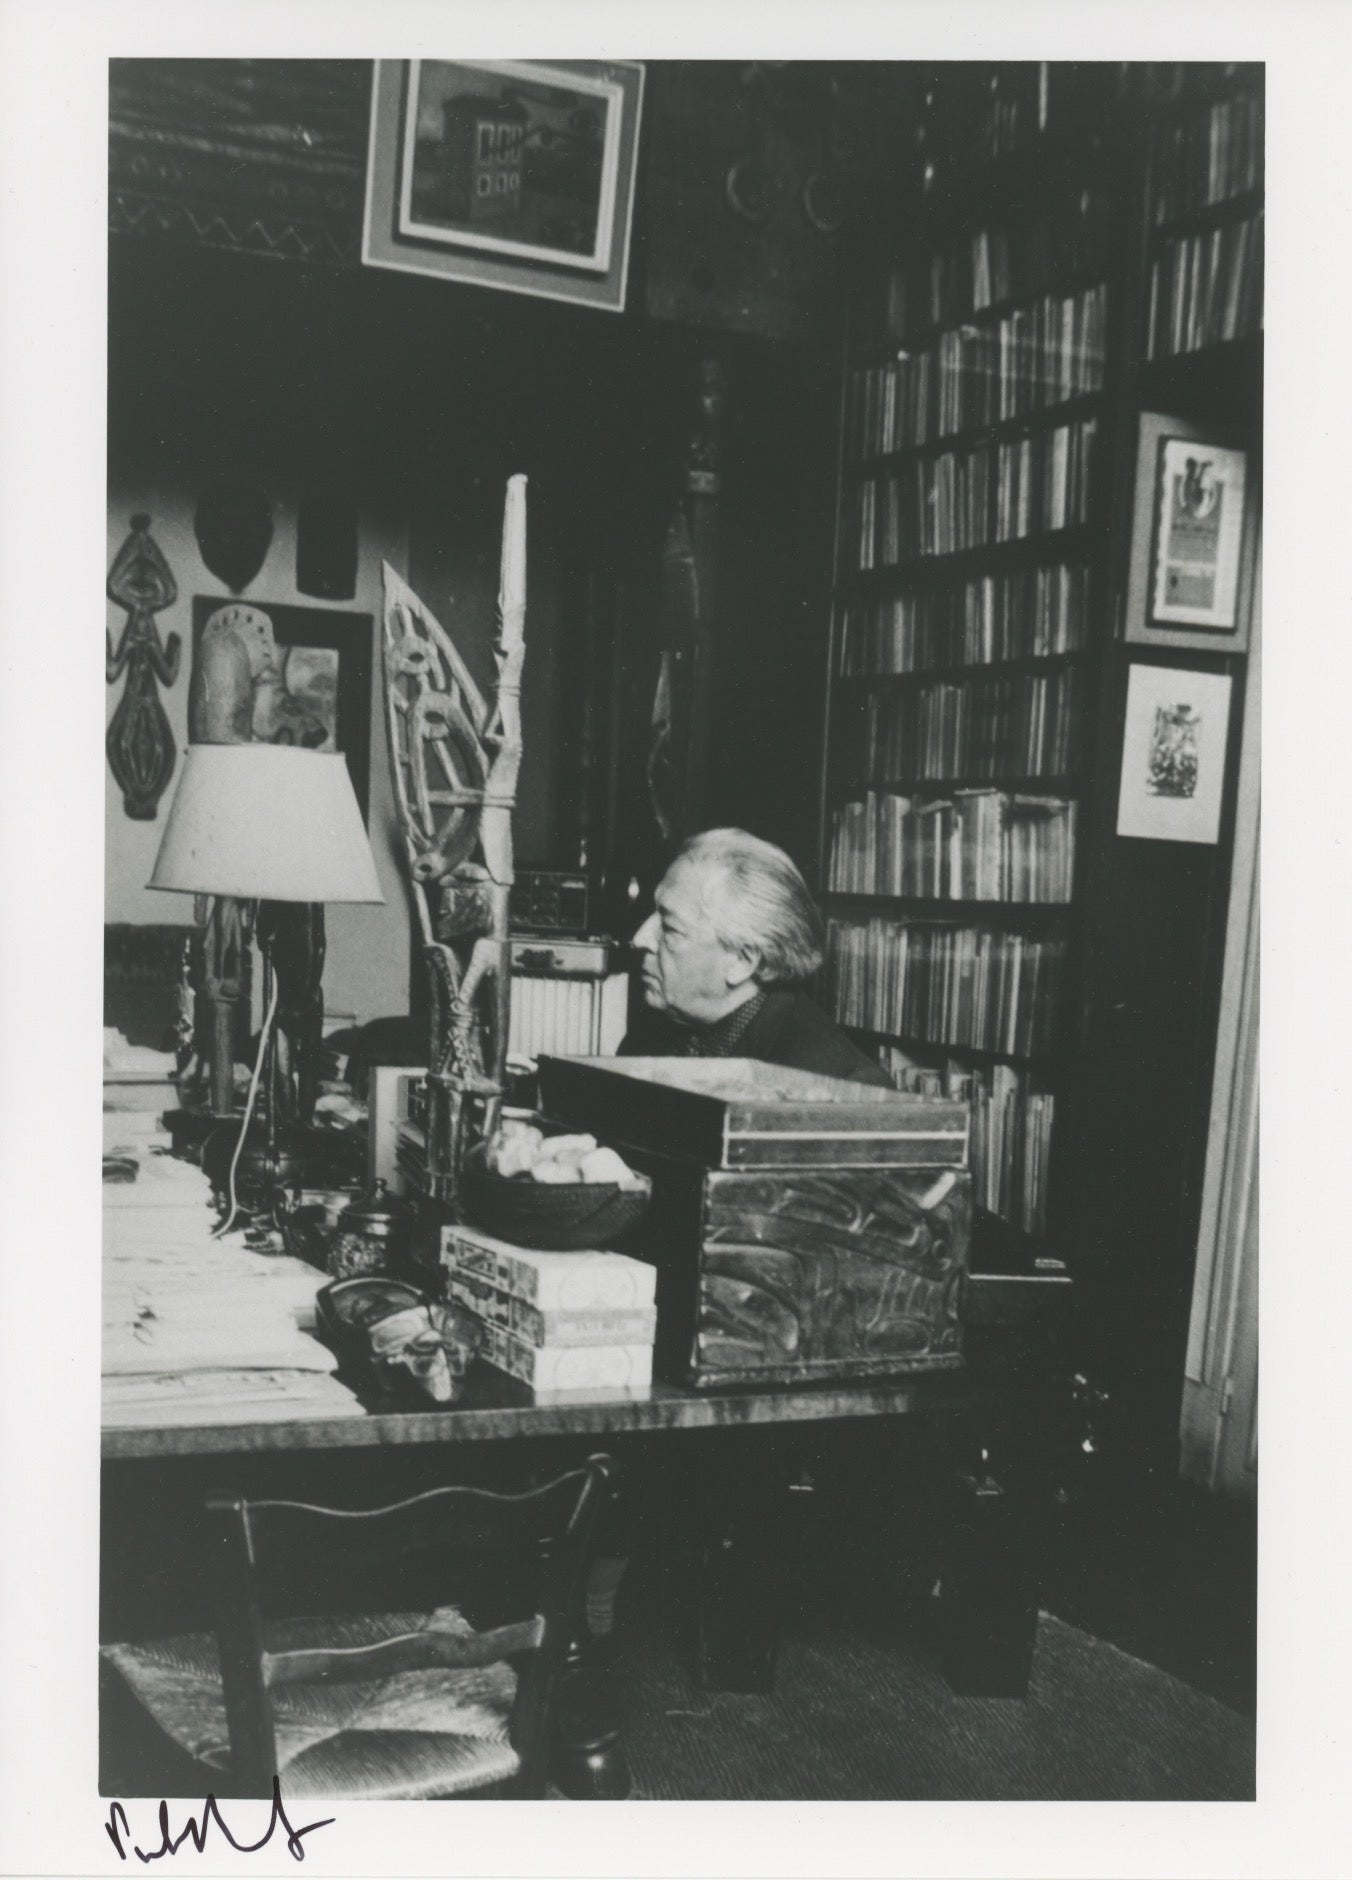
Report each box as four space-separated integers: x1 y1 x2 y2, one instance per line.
206 1454 613 1798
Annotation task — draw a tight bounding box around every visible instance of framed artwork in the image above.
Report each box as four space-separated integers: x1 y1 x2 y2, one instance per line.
1116 662 1233 844
362 59 645 313
191 599 372 818
1125 411 1254 652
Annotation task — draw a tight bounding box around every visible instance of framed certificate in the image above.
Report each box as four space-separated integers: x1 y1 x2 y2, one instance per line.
1125 413 1255 652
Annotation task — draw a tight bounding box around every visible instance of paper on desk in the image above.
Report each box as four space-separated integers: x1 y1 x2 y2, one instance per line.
102 1367 366 1427
103 1112 176 1154
103 1190 335 1375
103 1029 177 1076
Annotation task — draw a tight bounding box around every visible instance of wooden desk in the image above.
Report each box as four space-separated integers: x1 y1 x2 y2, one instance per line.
102 1343 1064 1799
102 1362 1024 1461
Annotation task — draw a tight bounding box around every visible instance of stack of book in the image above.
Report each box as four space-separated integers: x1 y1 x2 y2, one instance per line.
1146 212 1263 359
824 916 1066 1059
442 1225 657 1394
862 198 1111 351
829 787 1078 903
848 417 1096 569
873 1050 1056 1237
858 666 1082 784
1152 90 1263 224
845 283 1106 459
839 560 1090 675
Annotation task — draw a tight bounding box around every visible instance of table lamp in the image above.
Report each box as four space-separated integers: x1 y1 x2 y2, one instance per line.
149 743 383 1209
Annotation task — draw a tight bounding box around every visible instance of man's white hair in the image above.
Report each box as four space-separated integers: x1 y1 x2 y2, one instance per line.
672 827 824 985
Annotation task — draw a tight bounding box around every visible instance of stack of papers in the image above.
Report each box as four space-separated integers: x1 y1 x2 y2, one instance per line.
103 1028 177 1078
102 1123 365 1430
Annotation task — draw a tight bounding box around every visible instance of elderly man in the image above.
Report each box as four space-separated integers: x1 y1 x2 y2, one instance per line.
623 827 891 1087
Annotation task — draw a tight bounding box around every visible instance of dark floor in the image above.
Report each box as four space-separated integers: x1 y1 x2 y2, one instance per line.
656 1433 1258 1721
605 1576 1253 1801
1041 1471 1256 1716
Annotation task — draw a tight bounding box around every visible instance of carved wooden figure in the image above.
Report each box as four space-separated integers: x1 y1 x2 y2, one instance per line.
106 513 181 820
382 477 527 1208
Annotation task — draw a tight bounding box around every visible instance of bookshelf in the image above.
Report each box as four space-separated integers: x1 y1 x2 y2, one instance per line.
1143 79 1264 366
819 85 1128 1262
1060 64 1261 1449
818 66 1261 1355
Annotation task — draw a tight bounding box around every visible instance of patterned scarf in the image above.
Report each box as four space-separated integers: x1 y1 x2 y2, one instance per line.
682 989 769 1058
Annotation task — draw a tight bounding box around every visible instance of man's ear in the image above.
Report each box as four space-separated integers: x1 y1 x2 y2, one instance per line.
725 946 761 990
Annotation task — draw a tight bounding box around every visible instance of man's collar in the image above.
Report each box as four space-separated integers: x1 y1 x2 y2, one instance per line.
683 987 769 1057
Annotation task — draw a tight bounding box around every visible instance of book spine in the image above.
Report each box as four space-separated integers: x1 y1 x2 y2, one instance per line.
476 1319 655 1392
449 1276 656 1348
442 1231 657 1309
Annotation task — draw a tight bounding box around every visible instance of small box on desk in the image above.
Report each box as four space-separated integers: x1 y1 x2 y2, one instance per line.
443 1225 657 1311
474 1317 653 1392
448 1269 656 1348
536 1056 971 1390
442 1226 657 1394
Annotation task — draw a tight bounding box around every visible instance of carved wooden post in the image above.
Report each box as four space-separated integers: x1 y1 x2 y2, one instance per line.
683 354 723 833
382 477 527 1211
646 357 725 852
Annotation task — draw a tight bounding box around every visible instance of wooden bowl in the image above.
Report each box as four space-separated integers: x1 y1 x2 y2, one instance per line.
460 1165 651 1251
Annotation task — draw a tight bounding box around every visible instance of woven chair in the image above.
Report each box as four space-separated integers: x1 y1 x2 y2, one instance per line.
100 1456 614 1801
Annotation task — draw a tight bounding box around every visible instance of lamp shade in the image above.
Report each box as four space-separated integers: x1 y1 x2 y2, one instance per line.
149 744 384 904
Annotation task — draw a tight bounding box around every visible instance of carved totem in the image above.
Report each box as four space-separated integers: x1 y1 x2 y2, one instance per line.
106 514 181 820
381 477 527 1209
186 599 325 1124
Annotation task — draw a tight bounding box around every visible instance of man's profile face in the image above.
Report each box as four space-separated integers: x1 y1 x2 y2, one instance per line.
631 859 748 1027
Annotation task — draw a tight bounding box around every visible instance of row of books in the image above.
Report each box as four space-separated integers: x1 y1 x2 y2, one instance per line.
443 1225 657 1395
859 201 1111 352
1145 211 1263 360
828 788 1078 904
909 64 1128 179
848 419 1097 569
845 284 1107 460
837 561 1091 676
856 667 1082 784
824 916 1066 1060
876 1050 1056 1237
1152 90 1263 226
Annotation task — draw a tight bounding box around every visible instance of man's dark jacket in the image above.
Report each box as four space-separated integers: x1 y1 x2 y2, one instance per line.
620 987 891 1087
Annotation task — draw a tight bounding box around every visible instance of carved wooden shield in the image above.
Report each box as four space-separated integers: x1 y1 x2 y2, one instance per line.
380 564 493 896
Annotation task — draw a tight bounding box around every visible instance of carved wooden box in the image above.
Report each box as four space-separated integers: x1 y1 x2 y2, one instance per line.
536 1057 970 1388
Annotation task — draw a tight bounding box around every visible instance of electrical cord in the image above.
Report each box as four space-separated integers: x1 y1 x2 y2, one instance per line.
213 969 281 1239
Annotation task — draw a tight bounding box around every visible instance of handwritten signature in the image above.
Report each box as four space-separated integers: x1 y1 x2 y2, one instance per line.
105 1777 334 1863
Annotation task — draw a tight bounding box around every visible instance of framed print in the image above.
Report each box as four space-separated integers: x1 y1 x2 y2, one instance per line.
1116 662 1233 844
362 60 644 313
191 598 372 818
1151 436 1247 628
1125 411 1255 652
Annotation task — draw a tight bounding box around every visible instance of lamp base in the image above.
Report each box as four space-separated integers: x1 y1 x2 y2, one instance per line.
202 1117 310 1214
163 1105 239 1158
